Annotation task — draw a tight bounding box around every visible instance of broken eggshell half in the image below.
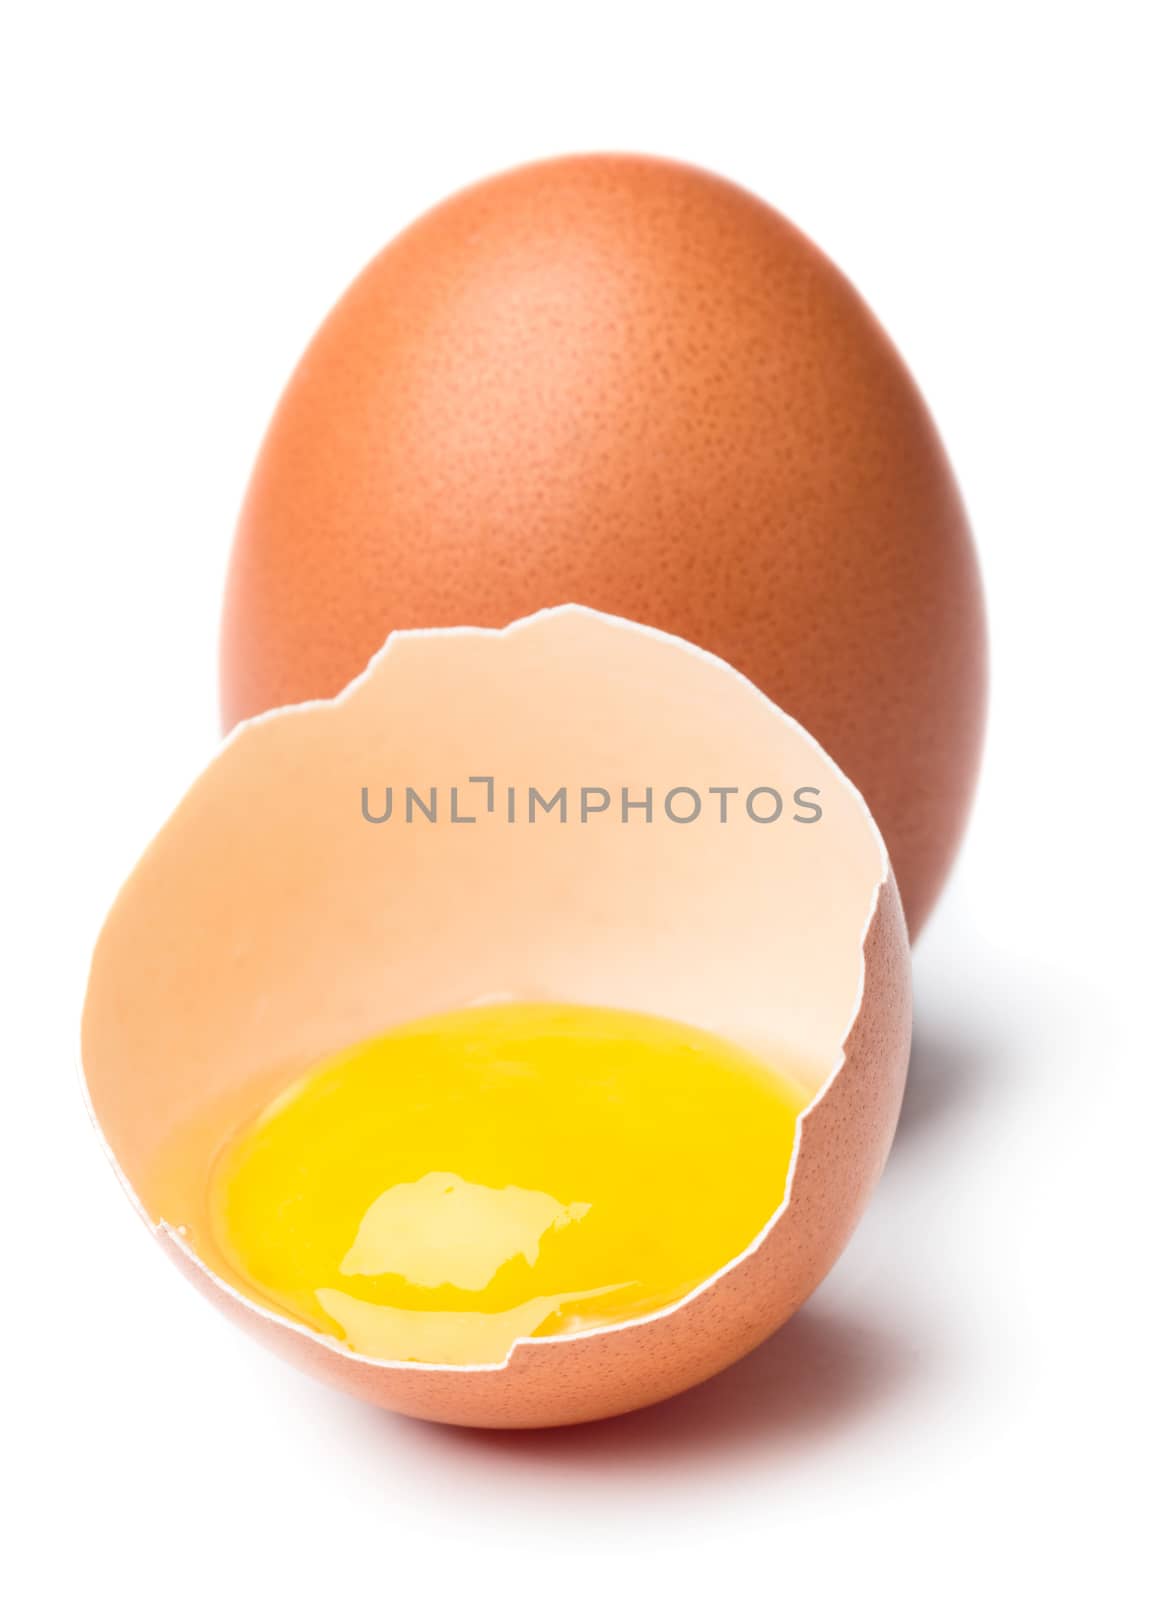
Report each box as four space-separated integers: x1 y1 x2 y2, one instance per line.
81 604 912 1428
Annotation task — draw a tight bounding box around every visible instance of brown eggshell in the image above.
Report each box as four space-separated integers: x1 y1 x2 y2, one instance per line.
219 152 985 938
84 607 912 1428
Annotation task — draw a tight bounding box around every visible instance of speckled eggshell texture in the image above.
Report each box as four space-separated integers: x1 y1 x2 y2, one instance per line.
220 153 985 938
84 607 913 1428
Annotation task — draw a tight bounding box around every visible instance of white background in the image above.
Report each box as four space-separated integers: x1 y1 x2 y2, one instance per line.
4 4 1172 1595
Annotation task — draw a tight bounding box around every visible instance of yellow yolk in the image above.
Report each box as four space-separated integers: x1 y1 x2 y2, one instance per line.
207 1003 808 1365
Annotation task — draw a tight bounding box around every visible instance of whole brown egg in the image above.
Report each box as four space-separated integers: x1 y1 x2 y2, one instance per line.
219 153 985 937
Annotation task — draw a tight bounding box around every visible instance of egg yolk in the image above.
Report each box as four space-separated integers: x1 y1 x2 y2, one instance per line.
208 1002 807 1365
